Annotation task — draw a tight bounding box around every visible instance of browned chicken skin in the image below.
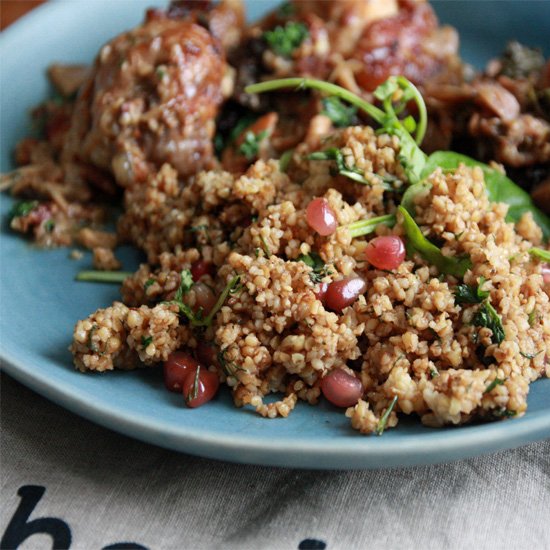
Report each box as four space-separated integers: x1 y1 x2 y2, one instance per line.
63 18 227 184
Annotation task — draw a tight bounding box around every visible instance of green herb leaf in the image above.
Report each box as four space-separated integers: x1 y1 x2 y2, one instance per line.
75 270 132 284
454 277 489 305
474 301 505 345
141 335 153 349
528 247 550 262
279 149 294 172
398 206 472 278
239 130 268 160
297 253 332 283
44 219 55 233
263 22 309 58
376 395 398 436
321 97 357 127
9 200 38 221
483 377 505 394
528 308 537 327
346 214 396 239
175 269 194 303
421 151 550 240
494 408 517 418
144 278 155 290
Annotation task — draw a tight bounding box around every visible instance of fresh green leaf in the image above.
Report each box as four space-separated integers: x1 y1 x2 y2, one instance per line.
279 149 294 172
398 206 472 278
528 308 537 327
421 151 550 240
454 277 489 305
483 377 505 394
75 270 132 284
494 408 517 418
297 253 332 283
260 235 271 257
400 182 431 216
228 113 259 144
321 97 357 127
175 269 194 303
8 200 38 221
376 395 398 436
346 214 396 239
144 278 155 290
474 301 505 345
141 335 153 349
528 247 550 262
263 22 309 58
239 130 268 160
519 350 542 360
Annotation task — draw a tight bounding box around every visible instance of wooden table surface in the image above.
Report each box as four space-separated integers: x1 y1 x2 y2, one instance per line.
1 0 45 30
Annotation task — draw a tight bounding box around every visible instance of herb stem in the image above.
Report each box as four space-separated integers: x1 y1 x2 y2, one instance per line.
396 76 427 144
245 78 386 125
202 275 241 326
376 395 398 436
347 214 396 238
75 270 132 284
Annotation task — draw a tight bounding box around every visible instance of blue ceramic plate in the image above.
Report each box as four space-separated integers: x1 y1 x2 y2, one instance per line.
1 0 549 469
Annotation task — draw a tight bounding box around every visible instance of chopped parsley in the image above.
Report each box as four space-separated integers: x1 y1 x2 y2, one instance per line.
528 308 537 327
297 253 332 283
263 21 309 58
9 200 38 221
473 301 505 345
376 395 398 436
141 335 153 349
144 278 155 290
321 97 357 127
239 130 267 160
483 377 505 394
260 235 271 257
454 277 489 305
494 408 517 418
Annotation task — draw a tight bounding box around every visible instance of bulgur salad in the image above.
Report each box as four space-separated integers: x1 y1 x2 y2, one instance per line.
2 0 549 435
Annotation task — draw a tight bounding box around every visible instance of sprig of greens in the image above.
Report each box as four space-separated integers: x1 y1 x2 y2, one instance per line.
9 200 38 221
483 377 505 394
75 270 132 284
263 22 309 58
398 206 472 278
346 214 396 239
245 77 550 239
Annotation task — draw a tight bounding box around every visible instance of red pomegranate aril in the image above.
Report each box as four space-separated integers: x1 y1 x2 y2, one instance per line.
193 282 217 315
183 367 220 408
306 198 338 236
196 341 218 367
321 369 363 408
314 282 328 304
191 259 213 282
542 264 550 285
325 277 367 312
164 351 199 392
365 235 406 270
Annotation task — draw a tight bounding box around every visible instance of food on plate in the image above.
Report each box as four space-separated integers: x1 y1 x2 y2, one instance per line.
2 0 549 434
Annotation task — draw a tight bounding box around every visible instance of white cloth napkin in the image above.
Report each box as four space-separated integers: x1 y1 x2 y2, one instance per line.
1 373 549 550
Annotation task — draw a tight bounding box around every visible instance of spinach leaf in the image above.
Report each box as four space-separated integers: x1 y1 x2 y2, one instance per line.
321 97 357 127
398 206 472 278
454 277 489 305
421 151 550 240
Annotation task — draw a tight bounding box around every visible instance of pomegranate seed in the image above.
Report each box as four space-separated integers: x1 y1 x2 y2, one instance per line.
365 235 406 270
542 264 550 285
314 282 328 304
306 198 337 236
191 259 213 282
321 369 363 407
193 282 217 315
325 277 367 312
183 367 220 408
164 351 199 392
196 341 219 367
